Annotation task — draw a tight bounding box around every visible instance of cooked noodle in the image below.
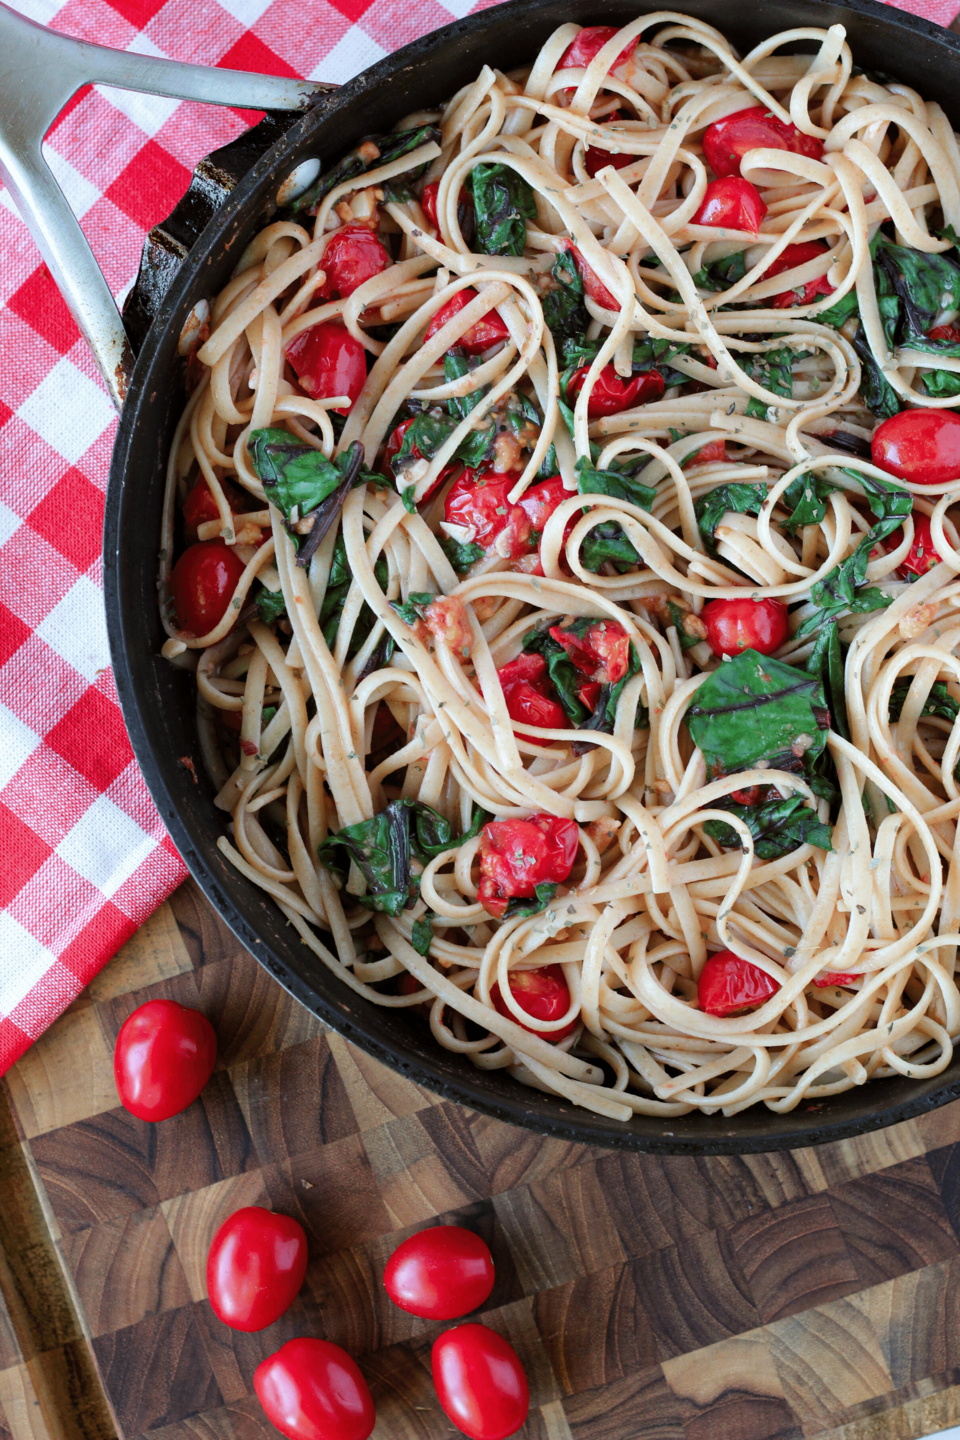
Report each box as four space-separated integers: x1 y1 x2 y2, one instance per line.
159 15 960 1120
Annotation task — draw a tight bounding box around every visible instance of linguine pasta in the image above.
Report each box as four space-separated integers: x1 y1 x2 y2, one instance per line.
159 14 960 1121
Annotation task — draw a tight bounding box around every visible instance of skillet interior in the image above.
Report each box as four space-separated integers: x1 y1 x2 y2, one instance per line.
104 0 960 1153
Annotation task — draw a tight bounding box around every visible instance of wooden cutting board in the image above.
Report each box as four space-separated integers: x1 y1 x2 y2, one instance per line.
5 880 960 1440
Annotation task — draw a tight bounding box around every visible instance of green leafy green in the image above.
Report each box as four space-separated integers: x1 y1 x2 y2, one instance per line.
502 881 558 920
289 124 441 215
541 248 588 344
632 336 692 388
742 345 805 420
667 599 700 651
469 162 537 257
256 587 286 624
319 533 392 661
250 431 364 566
391 592 435 627
797 469 910 633
686 649 829 776
779 472 841 534
875 237 960 353
694 483 766 553
703 793 834 859
692 249 747 292
443 350 489 421
580 519 641 573
521 622 645 744
575 456 656 510
411 913 434 955
888 678 960 722
440 536 485 572
816 289 859 329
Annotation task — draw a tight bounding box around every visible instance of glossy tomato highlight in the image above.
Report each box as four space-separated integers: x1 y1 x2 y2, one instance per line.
702 106 824 179
562 240 620 311
206 1207 308 1332
692 177 767 234
702 598 788 657
698 950 781 1017
287 321 366 412
557 24 636 71
496 653 569 744
444 472 533 556
431 1324 529 1440
491 964 577 1040
318 224 390 299
871 408 960 485
384 1226 495 1319
170 539 245 636
568 363 664 417
254 1338 374 1440
478 815 579 918
764 240 834 308
114 999 216 1122
885 511 944 579
424 289 511 355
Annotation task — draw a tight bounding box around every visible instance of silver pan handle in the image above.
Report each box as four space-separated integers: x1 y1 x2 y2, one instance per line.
0 2 330 408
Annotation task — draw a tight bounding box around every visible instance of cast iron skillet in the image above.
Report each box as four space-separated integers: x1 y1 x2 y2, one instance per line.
104 0 960 1153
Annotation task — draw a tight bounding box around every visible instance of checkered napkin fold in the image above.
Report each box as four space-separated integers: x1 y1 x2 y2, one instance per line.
0 0 956 1075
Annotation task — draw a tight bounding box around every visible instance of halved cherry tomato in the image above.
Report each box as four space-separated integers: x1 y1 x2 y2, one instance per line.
171 539 245 636
579 680 602 711
684 438 727 466
561 240 620 312
183 477 247 544
568 363 664 417
698 950 781 1017
383 418 455 502
765 241 834 308
491 964 577 1040
702 106 824 179
548 620 631 683
384 1226 495 1320
318 224 390 300
813 971 860 988
432 1324 529 1440
702 597 788 657
927 323 960 345
287 321 367 412
444 471 533 556
515 475 578 572
558 25 636 71
497 653 568 746
114 999 217 1122
730 785 763 805
424 290 511 356
478 814 579 918
584 109 636 178
872 409 960 485
421 181 474 242
206 1207 308 1332
254 1338 374 1440
885 511 943 579
692 176 767 235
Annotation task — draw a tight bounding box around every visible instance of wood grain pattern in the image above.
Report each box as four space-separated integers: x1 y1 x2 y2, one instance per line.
7 878 960 1440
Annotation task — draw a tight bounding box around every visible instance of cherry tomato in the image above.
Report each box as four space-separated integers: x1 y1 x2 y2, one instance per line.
318 224 390 300
885 511 943 579
206 1207 308 1332
813 971 860 988
684 438 727 466
765 241 834 308
584 109 636 178
872 408 960 485
730 785 763 805
444 472 533 556
579 680 602 711
548 620 631 683
384 1226 495 1320
558 25 636 72
287 321 367 412
114 999 216 1122
424 290 511 356
254 1338 374 1440
383 418 455 501
497 652 569 745
182 477 247 544
702 106 824 179
698 950 781 1017
568 363 665 417
702 597 788 657
927 323 960 345
491 964 577 1040
516 476 577 569
692 177 767 235
421 181 474 242
170 539 245 637
478 814 579 918
562 241 620 312
432 1324 529 1440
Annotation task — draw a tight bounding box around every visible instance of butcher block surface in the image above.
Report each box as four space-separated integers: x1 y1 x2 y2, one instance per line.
4 884 960 1440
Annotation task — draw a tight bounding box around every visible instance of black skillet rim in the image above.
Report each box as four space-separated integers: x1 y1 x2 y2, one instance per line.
104 0 960 1154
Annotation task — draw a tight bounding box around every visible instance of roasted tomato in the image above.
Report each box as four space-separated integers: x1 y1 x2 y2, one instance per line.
692 176 767 234
702 106 824 179
684 438 727 466
287 321 367 412
421 181 474 242
813 971 860 988
444 471 533 556
496 653 568 745
927 323 960 345
547 619 631 682
702 598 788 657
698 950 781 1016
477 814 579 918
567 363 664 417
885 511 944 579
424 289 511 355
384 1226 495 1320
254 1339 375 1440
182 477 246 544
584 109 636 178
561 240 620 312
491 964 578 1040
206 1207 308 1332
516 475 578 568
558 25 636 71
764 241 834 308
171 539 245 636
872 409 960 485
383 418 456 501
318 224 390 299
114 999 217 1122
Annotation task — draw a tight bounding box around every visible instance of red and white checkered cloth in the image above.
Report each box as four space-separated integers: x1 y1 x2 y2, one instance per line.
0 0 956 1076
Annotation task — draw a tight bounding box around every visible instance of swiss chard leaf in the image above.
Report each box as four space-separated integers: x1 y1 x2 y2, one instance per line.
580 519 642 573
923 368 960 399
320 536 392 661
779 472 840 534
469 162 537 257
522 625 590 725
444 350 489 421
817 288 859 329
693 250 747 292
667 599 700 651
502 881 558 920
391 591 435 627
632 336 692 388
250 431 364 567
703 794 834 859
694 483 766 553
805 619 849 741
875 237 960 352
797 468 910 633
289 124 441 215
541 248 588 343
575 456 656 510
686 649 829 776
256 587 286 624
889 678 960 722
440 536 485 573
411 913 434 956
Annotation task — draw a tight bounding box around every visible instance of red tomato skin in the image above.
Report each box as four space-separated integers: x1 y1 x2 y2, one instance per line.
558 25 635 71
927 323 960 345
421 182 474 241
254 1339 374 1440
114 1000 216 1122
584 110 636 178
562 241 619 311
424 290 511 355
547 621 631 683
698 950 781 1017
206 1208 308 1333
318 225 390 300
171 540 245 636
431 1324 530 1440
182 478 247 544
287 322 367 412
813 972 859 988
491 964 577 1040
478 815 579 918
568 364 665 417
765 241 834 308
444 472 533 556
702 106 824 179
886 512 943 579
872 408 960 485
702 598 788 658
579 680 602 711
692 177 767 234
497 653 569 745
384 1226 495 1320
685 438 727 467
